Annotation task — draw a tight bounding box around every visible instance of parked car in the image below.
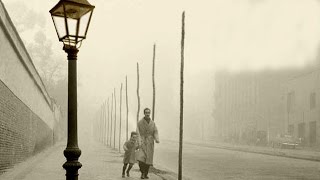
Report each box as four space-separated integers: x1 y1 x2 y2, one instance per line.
270 134 301 149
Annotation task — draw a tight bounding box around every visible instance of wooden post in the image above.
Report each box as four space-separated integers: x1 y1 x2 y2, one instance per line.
104 101 106 144
110 93 113 147
119 83 123 153
126 76 129 141
100 105 103 142
107 97 110 146
152 44 156 121
178 11 185 180
102 102 104 144
97 110 100 141
137 63 140 123
114 88 117 149
102 103 104 144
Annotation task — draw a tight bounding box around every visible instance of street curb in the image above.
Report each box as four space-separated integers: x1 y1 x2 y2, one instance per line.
183 140 320 162
149 166 176 180
151 164 192 180
163 139 320 162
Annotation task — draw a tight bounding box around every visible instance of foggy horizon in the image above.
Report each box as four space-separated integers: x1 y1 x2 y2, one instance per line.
1 1 320 179
3 0 320 142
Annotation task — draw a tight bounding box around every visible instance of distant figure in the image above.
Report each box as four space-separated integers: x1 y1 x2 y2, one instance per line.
122 131 139 178
136 108 159 179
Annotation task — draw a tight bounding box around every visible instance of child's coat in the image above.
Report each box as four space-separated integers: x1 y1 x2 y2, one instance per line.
123 139 138 164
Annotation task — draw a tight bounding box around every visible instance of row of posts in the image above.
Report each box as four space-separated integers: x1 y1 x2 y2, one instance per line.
92 11 185 180
94 77 129 152
93 44 155 151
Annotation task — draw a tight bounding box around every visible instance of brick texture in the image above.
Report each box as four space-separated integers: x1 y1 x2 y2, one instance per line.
0 80 53 174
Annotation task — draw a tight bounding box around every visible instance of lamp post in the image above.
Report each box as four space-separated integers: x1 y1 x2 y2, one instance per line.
49 1 94 180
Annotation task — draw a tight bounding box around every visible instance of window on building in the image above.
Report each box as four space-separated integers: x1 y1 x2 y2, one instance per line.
288 124 294 136
309 121 316 144
310 92 316 110
298 122 305 143
287 91 295 112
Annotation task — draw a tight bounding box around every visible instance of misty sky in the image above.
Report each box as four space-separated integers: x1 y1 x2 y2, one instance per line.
3 0 320 141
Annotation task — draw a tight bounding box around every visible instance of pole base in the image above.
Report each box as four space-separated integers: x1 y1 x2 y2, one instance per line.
63 148 82 180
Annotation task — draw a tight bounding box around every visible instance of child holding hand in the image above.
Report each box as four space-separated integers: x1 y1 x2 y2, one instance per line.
122 131 139 178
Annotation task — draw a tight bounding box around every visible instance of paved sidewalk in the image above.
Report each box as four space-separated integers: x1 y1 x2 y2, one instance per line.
0 139 165 180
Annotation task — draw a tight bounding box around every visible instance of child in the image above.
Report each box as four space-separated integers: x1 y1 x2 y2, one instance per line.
122 131 139 178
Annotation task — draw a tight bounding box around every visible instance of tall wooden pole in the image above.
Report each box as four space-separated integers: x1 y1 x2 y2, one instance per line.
110 93 113 147
100 105 103 142
152 44 156 121
97 111 99 141
126 76 129 141
102 105 104 142
104 101 106 144
98 111 100 141
107 97 110 146
97 110 99 141
102 103 104 144
119 83 123 153
102 103 103 143
98 108 100 141
137 63 140 123
93 113 96 140
178 11 185 180
114 88 117 149
104 100 109 145
95 112 97 140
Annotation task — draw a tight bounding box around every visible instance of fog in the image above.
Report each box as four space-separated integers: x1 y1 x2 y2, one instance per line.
3 0 320 143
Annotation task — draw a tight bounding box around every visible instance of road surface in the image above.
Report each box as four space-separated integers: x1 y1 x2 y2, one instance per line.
154 140 320 180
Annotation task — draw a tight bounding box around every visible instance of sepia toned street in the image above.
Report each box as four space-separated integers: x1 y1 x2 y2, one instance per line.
2 0 320 179
3 138 319 180
0 137 168 180
155 141 320 180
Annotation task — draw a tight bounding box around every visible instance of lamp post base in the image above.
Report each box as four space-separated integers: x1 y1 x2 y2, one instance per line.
63 147 82 180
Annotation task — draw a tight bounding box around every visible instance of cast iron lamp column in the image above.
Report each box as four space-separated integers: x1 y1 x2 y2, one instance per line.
49 0 95 179
63 45 80 180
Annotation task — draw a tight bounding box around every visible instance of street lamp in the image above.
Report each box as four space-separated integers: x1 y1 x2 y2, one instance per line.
49 0 94 180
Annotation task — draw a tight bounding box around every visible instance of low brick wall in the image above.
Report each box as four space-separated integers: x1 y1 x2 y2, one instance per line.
0 80 53 174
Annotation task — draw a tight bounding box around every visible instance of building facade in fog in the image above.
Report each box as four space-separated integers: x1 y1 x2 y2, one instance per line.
285 69 320 146
213 69 305 145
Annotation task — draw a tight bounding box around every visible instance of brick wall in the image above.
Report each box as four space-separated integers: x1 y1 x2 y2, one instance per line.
0 80 53 174
0 1 54 130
